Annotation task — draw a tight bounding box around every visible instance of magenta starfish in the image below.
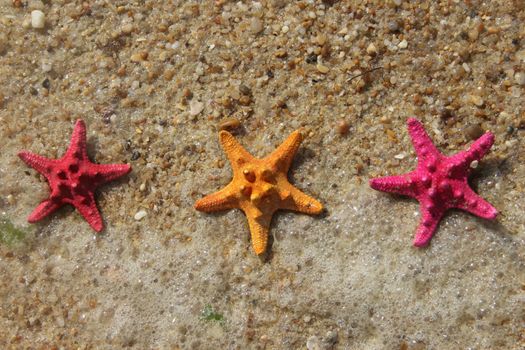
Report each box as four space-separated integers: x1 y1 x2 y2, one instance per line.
19 119 131 232
369 118 498 247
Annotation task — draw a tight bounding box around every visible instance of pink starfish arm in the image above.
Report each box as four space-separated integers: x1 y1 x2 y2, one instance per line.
447 131 495 179
91 163 132 183
450 131 495 165
369 174 416 197
413 201 445 247
65 120 89 160
406 118 440 161
18 151 55 174
456 187 498 219
73 193 103 232
27 199 62 223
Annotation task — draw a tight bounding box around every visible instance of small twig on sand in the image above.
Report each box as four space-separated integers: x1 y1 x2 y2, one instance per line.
347 66 383 83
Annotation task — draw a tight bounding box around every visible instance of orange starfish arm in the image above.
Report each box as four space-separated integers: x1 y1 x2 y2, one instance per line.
266 130 303 172
195 183 239 212
245 212 272 255
219 131 255 172
279 183 323 214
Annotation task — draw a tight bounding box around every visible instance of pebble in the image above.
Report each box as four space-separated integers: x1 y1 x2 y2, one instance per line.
134 210 147 221
31 10 45 29
470 95 484 107
306 336 322 350
464 124 484 140
514 72 525 86
336 120 349 135
316 63 329 74
189 100 204 116
387 21 399 33
366 43 377 55
397 39 408 49
219 118 241 131
250 18 264 34
281 25 289 34
470 160 479 169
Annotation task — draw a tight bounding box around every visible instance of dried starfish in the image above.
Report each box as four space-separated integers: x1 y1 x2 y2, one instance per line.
19 119 131 232
369 118 498 246
195 130 323 255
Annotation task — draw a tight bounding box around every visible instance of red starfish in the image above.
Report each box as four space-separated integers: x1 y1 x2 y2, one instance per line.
369 118 498 247
19 119 131 232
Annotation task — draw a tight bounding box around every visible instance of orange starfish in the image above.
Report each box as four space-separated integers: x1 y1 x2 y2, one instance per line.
195 130 323 255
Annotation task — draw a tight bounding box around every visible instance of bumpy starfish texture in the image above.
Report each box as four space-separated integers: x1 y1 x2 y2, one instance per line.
369 118 498 247
195 130 323 255
19 119 131 232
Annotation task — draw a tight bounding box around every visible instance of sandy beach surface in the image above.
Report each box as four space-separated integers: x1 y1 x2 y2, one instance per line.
0 1 524 349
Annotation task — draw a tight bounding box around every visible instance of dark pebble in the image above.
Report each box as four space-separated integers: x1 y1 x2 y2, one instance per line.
42 78 50 89
306 53 317 64
131 150 141 161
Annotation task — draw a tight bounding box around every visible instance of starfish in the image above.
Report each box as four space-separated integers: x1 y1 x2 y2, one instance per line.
369 118 498 247
19 119 131 232
195 130 323 255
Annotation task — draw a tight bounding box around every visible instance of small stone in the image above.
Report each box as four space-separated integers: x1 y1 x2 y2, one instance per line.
219 118 241 131
468 28 479 41
250 18 264 34
281 25 289 34
189 100 204 116
387 21 399 33
470 160 479 169
139 183 146 192
514 72 525 86
316 63 329 74
306 336 322 350
238 84 251 95
31 10 45 29
324 330 338 345
366 43 377 55
134 210 147 221
464 124 484 140
394 152 406 160
41 61 52 72
397 39 408 49
121 23 134 35
6 194 15 205
130 51 148 62
336 120 349 135
470 95 484 107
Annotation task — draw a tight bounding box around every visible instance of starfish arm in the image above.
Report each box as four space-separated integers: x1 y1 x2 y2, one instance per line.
73 194 103 232
65 119 89 160
18 151 55 174
266 130 303 172
369 174 416 197
194 183 239 212
413 202 445 247
90 163 132 184
457 187 498 220
464 131 495 163
246 213 272 255
27 199 62 223
406 118 440 160
218 131 255 172
279 183 323 214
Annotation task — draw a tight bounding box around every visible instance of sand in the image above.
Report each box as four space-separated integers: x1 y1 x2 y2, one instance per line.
0 1 524 349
